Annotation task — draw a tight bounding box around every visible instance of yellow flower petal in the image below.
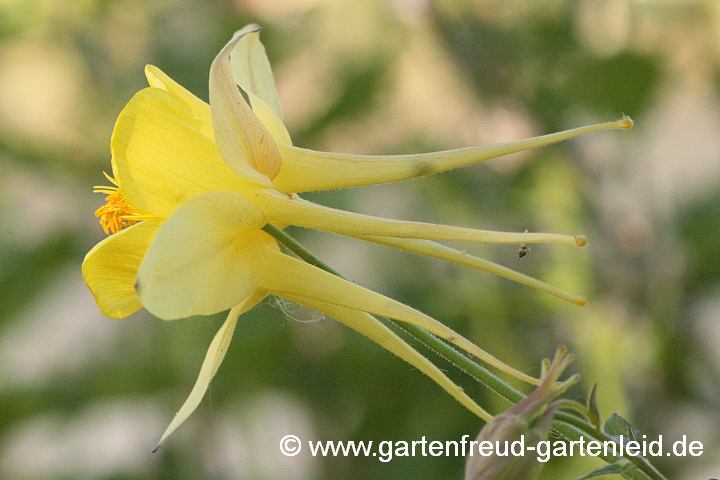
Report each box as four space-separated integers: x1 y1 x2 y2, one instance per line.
135 191 269 320
210 27 282 181
111 87 268 219
230 24 283 122
272 118 633 193
358 236 587 306
145 63 291 148
153 290 267 452
82 220 162 318
144 64 215 140
281 293 492 421
243 89 292 146
259 248 540 386
229 26 292 146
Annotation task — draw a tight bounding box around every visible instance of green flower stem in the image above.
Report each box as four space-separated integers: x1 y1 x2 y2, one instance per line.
262 224 665 480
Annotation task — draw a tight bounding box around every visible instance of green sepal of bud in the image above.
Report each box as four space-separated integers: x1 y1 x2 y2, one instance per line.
464 403 560 480
464 347 579 480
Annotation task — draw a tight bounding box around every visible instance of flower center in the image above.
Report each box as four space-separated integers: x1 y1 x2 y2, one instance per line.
94 174 155 234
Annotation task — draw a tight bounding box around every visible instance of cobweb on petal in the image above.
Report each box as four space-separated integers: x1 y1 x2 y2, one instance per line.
267 296 326 324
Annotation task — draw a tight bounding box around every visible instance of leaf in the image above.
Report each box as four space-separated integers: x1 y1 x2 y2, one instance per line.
603 413 640 440
587 383 601 429
577 459 637 479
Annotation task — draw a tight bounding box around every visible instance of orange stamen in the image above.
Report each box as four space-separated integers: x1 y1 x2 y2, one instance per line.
94 174 156 234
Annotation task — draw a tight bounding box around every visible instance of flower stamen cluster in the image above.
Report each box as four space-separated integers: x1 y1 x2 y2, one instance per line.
94 174 157 234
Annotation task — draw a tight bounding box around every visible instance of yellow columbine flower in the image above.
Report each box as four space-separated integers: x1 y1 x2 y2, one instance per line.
82 24 632 449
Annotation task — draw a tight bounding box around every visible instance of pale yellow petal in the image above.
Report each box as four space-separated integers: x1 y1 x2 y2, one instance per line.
111 87 268 219
145 64 290 147
230 24 283 121
252 189 586 246
272 117 632 193
210 28 282 180
228 26 291 146
358 236 587 306
281 293 492 421
153 290 267 451
244 90 292 146
259 249 540 385
82 220 162 318
136 191 269 320
144 64 214 139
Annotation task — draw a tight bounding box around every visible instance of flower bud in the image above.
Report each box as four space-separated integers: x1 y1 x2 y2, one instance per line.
465 347 578 480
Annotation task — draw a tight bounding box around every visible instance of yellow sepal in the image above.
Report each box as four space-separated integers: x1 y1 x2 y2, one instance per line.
135 191 269 320
153 290 268 452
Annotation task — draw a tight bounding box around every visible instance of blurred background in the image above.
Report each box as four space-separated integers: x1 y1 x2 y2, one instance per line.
1 0 719 478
